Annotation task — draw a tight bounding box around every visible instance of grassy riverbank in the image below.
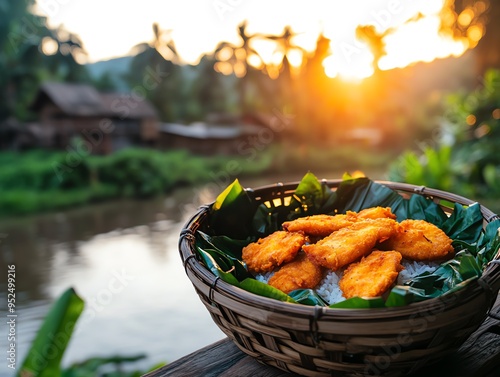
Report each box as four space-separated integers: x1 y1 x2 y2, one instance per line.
0 148 272 216
0 144 397 217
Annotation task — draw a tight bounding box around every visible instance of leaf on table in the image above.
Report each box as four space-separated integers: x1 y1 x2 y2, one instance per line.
18 288 84 377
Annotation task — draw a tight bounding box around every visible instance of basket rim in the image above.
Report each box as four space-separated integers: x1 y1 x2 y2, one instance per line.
180 179 500 316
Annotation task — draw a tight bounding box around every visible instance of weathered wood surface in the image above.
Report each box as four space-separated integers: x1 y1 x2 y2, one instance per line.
145 295 500 377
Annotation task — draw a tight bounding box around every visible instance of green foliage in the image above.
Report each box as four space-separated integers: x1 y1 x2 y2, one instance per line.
61 355 158 377
0 148 273 217
189 55 234 119
388 145 454 193
0 185 117 215
124 47 184 122
91 71 119 92
0 0 90 121
18 288 85 377
390 69 500 199
267 142 396 175
18 288 165 377
0 140 396 217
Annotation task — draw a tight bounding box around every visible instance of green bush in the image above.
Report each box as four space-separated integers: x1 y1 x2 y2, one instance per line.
94 149 169 197
389 69 500 199
388 145 454 193
0 140 396 217
0 147 275 216
269 142 395 174
0 184 117 215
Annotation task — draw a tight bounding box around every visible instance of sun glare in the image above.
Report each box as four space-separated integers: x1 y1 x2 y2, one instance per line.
323 54 374 82
379 15 467 70
319 1 470 81
38 0 479 82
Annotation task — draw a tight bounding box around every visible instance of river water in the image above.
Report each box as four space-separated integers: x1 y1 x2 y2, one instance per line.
0 170 387 375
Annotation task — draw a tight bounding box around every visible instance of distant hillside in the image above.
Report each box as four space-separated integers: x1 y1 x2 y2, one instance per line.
86 56 134 92
86 55 206 93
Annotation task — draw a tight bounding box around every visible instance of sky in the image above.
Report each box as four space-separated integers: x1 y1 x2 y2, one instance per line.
35 0 467 80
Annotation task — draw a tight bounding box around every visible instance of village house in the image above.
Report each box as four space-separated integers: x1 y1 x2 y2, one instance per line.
27 82 159 154
157 111 292 155
1 83 294 155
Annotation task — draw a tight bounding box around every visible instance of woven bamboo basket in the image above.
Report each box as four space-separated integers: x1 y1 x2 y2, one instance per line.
179 180 500 377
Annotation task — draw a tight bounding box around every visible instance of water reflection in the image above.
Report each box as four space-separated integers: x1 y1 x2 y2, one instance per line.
0 188 227 374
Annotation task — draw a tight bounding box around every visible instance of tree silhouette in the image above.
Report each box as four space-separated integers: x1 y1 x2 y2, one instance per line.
257 25 306 112
132 22 179 64
259 26 306 80
126 23 184 122
355 25 388 74
190 54 231 119
214 21 263 77
440 0 500 74
214 21 266 114
0 0 89 121
300 33 334 141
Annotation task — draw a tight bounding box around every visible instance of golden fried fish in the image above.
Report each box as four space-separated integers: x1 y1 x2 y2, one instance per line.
381 219 454 261
242 231 307 273
282 214 355 237
282 207 396 237
268 253 324 294
339 250 404 298
302 218 398 270
353 206 397 220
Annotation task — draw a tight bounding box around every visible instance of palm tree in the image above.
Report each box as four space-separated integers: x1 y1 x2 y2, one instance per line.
258 26 306 80
257 25 306 111
214 21 266 114
214 21 264 77
126 23 184 122
355 25 389 74
131 22 179 64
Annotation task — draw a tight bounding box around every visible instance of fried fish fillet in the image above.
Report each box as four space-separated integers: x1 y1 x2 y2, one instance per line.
353 206 397 220
339 250 404 298
282 214 355 237
268 253 324 294
282 207 396 237
302 218 398 270
242 231 307 273
381 219 454 261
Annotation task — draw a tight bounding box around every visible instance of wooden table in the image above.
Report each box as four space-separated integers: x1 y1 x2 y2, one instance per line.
145 296 500 377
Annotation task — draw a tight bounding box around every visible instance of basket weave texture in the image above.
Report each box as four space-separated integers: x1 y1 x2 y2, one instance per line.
179 180 500 377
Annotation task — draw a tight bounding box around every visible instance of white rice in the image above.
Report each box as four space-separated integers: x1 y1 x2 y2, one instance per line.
316 270 346 305
256 259 440 305
255 271 274 283
397 260 440 286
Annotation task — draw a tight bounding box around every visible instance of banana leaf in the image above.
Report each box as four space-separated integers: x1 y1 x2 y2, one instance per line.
61 354 148 377
252 172 337 236
196 231 251 279
330 297 385 309
289 289 329 306
18 288 84 377
196 245 295 303
194 173 500 309
207 179 256 239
